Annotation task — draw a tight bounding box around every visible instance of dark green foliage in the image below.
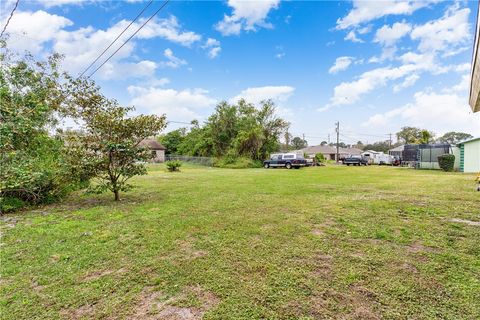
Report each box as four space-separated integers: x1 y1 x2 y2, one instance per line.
166 160 182 172
438 154 455 172
213 156 262 169
291 136 307 149
158 128 186 154
314 153 326 163
0 197 26 213
0 50 79 211
174 99 289 165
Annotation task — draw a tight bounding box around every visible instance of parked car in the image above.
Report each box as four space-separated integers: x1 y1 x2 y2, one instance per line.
264 153 307 169
343 155 369 166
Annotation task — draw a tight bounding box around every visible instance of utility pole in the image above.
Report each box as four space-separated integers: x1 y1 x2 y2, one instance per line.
302 133 305 142
389 133 392 148
335 121 340 162
328 134 330 144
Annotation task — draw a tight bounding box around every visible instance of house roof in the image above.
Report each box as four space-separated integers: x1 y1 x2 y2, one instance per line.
299 145 363 155
139 139 166 150
457 137 480 145
389 145 405 152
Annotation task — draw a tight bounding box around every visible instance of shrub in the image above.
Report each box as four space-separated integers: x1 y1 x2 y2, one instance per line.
438 154 455 172
213 156 262 169
314 153 326 164
166 160 182 172
0 197 26 213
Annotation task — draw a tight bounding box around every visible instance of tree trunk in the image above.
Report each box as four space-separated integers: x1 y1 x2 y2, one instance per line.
114 190 120 201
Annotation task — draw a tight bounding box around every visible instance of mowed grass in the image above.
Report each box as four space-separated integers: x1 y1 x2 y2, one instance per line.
1 165 479 319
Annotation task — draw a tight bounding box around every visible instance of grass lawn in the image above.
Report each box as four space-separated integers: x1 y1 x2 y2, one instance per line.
1 165 479 319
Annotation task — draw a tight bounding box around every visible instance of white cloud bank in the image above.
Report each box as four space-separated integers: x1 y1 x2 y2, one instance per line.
229 85 295 105
363 90 480 136
215 0 280 36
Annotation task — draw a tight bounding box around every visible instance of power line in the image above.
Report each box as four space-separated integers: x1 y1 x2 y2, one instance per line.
88 0 170 78
78 0 154 78
0 0 19 38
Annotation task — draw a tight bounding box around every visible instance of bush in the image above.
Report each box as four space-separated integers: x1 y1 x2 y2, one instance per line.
0 197 26 213
213 156 262 169
438 154 455 172
314 153 326 164
166 160 182 172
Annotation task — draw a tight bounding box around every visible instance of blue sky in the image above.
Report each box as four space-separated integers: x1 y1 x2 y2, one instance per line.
2 0 479 145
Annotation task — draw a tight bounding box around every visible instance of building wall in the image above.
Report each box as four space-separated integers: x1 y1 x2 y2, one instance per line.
463 140 480 173
152 150 165 163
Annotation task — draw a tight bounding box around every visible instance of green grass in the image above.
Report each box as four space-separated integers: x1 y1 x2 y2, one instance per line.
1 165 479 319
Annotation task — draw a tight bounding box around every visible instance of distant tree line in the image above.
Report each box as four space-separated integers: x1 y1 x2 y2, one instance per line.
159 99 289 166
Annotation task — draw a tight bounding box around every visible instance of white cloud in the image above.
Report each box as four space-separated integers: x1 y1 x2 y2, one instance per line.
374 21 411 46
368 46 397 63
344 30 363 43
393 74 419 92
275 52 285 59
410 5 470 53
337 0 437 30
229 85 295 105
329 56 354 74
202 38 221 59
128 86 217 121
40 0 88 8
363 90 480 136
215 0 280 36
160 48 187 68
2 10 73 54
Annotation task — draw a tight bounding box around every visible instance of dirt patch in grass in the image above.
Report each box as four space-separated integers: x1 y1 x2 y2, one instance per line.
312 252 333 279
177 238 208 260
406 241 439 253
130 285 219 319
81 267 129 282
450 218 480 226
61 304 96 319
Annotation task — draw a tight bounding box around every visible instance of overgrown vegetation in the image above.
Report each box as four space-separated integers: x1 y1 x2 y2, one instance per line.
0 50 78 212
159 99 289 167
1 47 166 209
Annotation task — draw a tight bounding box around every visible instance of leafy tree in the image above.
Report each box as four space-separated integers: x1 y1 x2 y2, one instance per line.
175 99 288 162
158 128 186 154
362 141 391 153
418 129 434 144
291 136 307 149
63 79 166 201
438 132 473 144
320 141 328 146
0 49 76 211
396 126 422 144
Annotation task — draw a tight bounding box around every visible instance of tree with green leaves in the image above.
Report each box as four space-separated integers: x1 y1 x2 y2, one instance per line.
291 136 307 149
158 128 187 154
0 48 76 211
396 126 435 144
63 79 166 201
438 132 473 144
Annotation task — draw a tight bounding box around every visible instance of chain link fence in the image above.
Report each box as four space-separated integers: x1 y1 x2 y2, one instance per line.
165 155 214 167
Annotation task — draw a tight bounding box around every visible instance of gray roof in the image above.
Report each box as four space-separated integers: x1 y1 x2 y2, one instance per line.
139 139 166 150
389 145 405 152
457 137 480 145
300 145 363 155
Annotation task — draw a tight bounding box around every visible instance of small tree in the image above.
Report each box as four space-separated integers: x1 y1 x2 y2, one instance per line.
291 136 307 149
64 79 166 201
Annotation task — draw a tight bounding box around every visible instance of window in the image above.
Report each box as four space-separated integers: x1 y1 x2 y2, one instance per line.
271 155 279 160
284 155 294 159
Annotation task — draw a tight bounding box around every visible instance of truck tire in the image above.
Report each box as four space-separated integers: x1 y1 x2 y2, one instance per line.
286 162 292 169
264 163 270 169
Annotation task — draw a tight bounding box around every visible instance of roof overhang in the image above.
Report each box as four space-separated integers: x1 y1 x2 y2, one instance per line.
469 2 480 113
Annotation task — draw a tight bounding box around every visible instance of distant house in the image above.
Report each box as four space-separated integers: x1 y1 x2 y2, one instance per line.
299 145 362 161
139 139 166 163
388 145 404 158
457 137 480 173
